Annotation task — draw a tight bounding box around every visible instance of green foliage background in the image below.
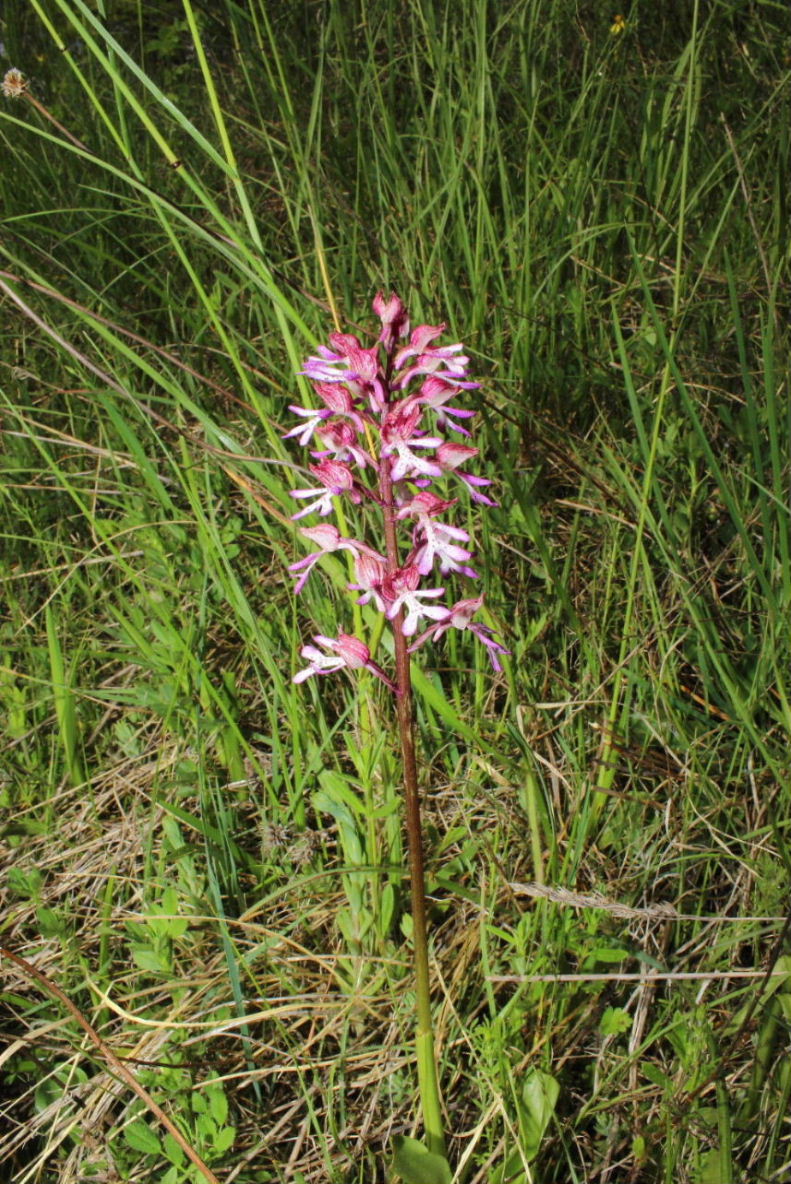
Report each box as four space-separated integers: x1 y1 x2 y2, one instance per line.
1 1 789 1182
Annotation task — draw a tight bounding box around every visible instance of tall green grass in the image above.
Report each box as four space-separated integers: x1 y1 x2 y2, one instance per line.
1 1 789 1181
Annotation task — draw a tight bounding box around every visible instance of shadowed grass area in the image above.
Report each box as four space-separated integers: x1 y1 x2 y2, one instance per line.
1 1 789 1181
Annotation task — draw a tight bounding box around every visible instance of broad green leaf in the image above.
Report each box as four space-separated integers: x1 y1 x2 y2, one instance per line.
196 1114 217 1142
208 1082 229 1126
130 944 171 974
311 789 363 864
583 946 630 965
760 954 791 1020
123 1120 162 1156
391 1136 452 1184
698 1149 727 1184
379 882 396 934
490 1148 529 1184
317 769 365 817
214 1125 236 1153
163 1132 186 1166
37 906 65 939
519 1068 559 1160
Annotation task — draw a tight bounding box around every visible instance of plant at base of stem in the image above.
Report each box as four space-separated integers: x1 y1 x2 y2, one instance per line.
284 292 508 1164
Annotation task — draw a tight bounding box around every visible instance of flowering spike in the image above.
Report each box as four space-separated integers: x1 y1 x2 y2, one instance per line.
284 292 507 682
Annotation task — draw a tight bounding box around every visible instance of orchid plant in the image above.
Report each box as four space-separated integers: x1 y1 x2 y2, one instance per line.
284 293 507 1170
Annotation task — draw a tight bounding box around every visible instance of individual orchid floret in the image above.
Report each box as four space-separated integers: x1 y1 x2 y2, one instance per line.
417 376 477 436
327 334 381 384
409 595 509 671
436 442 498 506
382 565 448 637
373 290 410 351
294 633 395 689
393 323 447 365
289 524 376 594
349 552 388 612
397 492 477 577
381 401 443 482
396 490 458 518
289 459 358 519
314 382 367 430
303 334 387 411
312 420 375 469
414 521 477 578
284 382 367 448
394 323 473 388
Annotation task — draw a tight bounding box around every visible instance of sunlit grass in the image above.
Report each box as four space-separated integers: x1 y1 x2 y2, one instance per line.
1 1 790 1181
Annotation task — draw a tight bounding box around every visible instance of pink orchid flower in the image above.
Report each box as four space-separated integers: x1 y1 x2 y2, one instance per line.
289 524 376 595
382 565 448 637
409 595 510 671
284 292 508 678
294 633 395 688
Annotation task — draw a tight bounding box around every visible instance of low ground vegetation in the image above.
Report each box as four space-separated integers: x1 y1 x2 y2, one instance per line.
1 2 789 1182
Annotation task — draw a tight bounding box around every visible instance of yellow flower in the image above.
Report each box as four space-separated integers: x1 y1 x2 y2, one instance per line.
2 68 27 98
610 14 627 35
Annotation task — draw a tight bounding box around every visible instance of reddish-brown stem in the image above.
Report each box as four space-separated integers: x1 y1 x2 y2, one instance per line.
378 373 445 1156
378 456 432 1035
24 91 91 152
